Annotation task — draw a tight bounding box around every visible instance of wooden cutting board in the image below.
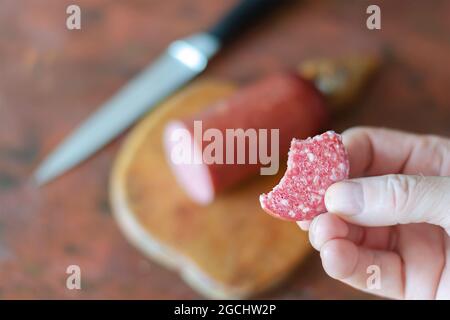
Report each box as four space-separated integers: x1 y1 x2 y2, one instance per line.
109 79 312 299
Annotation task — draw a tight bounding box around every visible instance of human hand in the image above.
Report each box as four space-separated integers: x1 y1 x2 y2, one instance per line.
298 127 450 299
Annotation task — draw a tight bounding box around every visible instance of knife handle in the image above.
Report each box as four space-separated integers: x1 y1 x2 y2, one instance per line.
208 0 286 44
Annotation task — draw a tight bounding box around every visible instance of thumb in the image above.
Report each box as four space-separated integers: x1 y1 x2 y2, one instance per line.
325 175 450 233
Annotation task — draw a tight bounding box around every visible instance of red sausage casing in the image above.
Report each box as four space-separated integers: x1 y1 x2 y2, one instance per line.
163 72 329 204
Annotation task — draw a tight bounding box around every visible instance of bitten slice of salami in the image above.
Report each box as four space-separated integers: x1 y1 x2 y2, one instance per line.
260 131 349 221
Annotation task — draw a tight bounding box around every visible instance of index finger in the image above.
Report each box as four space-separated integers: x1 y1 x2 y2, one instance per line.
342 127 450 177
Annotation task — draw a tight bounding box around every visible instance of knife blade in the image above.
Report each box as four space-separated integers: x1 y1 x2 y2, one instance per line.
34 0 283 185
34 34 219 185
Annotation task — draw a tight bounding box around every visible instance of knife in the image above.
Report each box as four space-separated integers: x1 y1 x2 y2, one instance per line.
34 0 284 185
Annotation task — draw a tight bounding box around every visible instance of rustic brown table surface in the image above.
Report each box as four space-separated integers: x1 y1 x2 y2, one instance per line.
1 0 449 299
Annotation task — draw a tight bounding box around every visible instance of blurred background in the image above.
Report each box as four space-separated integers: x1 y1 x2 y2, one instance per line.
1 0 450 299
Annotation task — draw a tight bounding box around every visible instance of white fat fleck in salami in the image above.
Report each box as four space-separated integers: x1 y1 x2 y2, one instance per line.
259 131 350 221
313 175 320 185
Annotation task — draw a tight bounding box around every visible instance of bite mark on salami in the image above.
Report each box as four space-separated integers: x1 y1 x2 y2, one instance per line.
259 131 349 221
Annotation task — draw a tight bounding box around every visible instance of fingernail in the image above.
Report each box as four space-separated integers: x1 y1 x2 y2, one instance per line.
308 216 320 248
325 181 363 215
296 221 309 231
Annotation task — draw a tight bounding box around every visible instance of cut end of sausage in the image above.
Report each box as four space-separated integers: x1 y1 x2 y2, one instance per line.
260 131 349 221
163 121 214 205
